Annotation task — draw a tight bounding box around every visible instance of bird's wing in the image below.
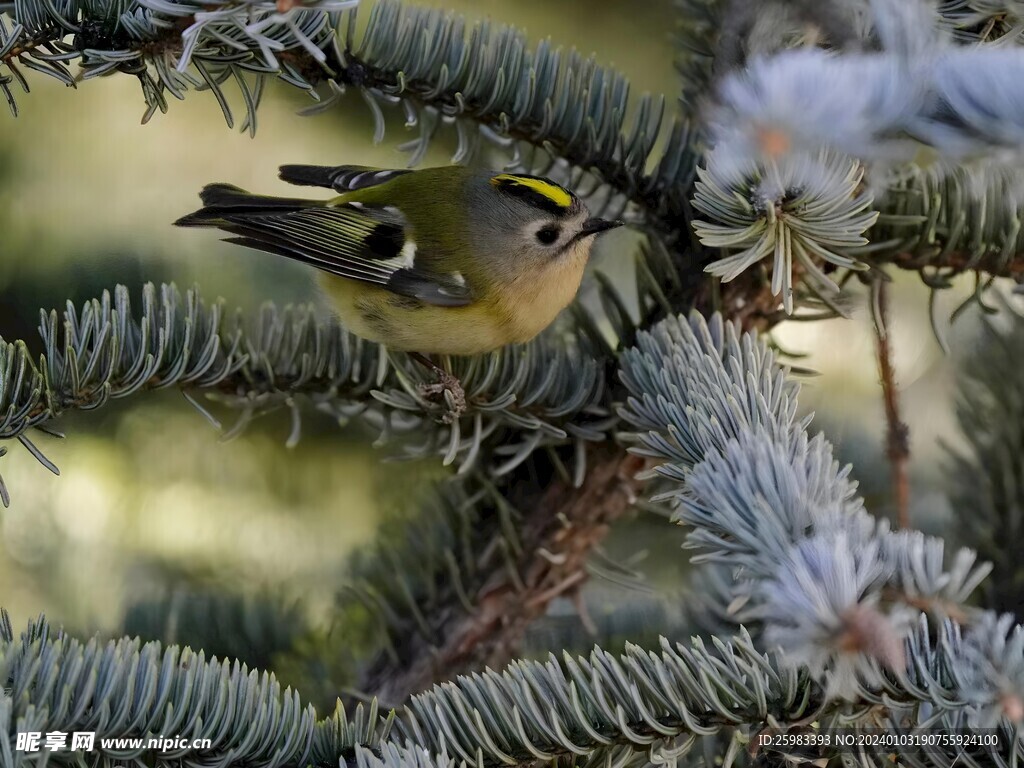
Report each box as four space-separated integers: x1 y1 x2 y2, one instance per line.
183 184 473 307
278 164 412 193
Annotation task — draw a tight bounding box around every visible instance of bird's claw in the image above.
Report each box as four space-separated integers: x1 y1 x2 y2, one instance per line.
417 368 466 424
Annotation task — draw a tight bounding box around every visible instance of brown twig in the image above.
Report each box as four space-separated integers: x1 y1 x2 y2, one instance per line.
356 443 646 706
1 26 64 65
888 250 1024 281
871 278 911 529
881 586 970 625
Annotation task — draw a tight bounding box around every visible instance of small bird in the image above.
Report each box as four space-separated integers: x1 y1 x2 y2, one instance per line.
175 164 622 416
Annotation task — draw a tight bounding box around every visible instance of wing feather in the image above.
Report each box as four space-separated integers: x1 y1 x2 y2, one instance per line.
193 197 472 307
278 164 412 193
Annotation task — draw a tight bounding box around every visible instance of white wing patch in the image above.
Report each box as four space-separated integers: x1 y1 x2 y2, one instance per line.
399 240 417 268
451 271 466 287
379 239 417 271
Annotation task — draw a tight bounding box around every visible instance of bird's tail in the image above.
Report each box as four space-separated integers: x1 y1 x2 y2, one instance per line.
174 183 322 227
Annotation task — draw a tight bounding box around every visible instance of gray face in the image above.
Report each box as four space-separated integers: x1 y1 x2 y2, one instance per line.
503 201 593 261
465 174 597 281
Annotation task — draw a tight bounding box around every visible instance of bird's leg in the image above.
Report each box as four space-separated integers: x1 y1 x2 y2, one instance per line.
409 352 466 423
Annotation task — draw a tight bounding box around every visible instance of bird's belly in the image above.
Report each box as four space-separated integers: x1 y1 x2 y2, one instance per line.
320 277 513 356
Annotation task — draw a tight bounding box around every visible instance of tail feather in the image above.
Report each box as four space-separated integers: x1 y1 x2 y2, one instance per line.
174 183 320 227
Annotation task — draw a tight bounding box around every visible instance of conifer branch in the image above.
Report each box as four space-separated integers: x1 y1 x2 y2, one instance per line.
322 1 701 237
0 609 396 768
617 312 991 685
0 0 702 233
939 0 1024 44
7 605 1024 767
947 295 1024 617
394 613 1024 767
689 0 1024 316
0 283 612 506
0 0 1022 329
353 444 645 706
6 0 1024 764
7 311 1024 766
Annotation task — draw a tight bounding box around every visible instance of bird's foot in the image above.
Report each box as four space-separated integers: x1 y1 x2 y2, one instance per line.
417 370 466 423
410 353 466 423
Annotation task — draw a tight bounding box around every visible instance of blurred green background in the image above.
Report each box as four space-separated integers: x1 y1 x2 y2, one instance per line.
0 0 984 651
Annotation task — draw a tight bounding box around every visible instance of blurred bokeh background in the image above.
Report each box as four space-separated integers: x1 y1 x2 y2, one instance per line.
0 0 983 658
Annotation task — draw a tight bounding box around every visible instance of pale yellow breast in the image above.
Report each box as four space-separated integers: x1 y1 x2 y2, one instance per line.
316 246 589 356
318 276 510 355
492 249 588 343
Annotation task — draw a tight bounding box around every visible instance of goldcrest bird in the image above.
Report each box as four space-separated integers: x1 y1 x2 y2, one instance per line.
175 164 622 414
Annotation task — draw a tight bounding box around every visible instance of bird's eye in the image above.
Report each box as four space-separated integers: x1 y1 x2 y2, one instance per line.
536 226 560 245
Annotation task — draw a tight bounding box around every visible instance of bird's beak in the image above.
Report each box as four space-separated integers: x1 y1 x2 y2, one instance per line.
579 218 624 237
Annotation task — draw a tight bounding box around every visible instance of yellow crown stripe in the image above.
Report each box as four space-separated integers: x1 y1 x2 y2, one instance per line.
491 174 573 209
